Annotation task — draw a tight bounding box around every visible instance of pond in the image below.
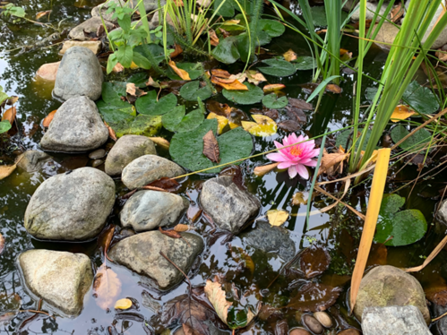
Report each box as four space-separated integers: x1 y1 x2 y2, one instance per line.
1 0 447 334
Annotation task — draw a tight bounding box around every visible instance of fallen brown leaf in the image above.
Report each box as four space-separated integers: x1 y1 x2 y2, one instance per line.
148 137 170 150
147 177 180 192
278 120 301 132
211 69 231 78
253 162 279 177
126 83 137 96
246 70 267 85
97 225 115 258
159 226 182 239
209 29 219 46
42 110 57 128
169 60 191 80
203 130 220 163
0 233 4 254
183 323 203 335
104 121 117 141
187 205 202 223
93 264 122 310
36 10 51 20
288 98 313 110
170 44 183 58
211 76 248 91
204 277 232 325
318 149 349 176
283 49 297 62
326 84 342 94
390 3 404 22
174 224 194 232
112 62 124 73
299 245 331 279
287 283 342 312
436 50 447 62
2 107 16 125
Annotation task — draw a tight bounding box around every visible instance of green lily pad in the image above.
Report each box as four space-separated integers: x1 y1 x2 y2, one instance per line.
213 0 236 17
294 56 318 70
258 19 285 38
0 120 11 134
128 73 149 88
180 81 213 101
170 118 253 173
390 125 432 151
109 114 162 138
374 194 427 247
162 105 204 133
262 93 288 109
212 37 240 64
365 86 379 102
166 62 203 80
335 128 371 151
97 100 136 123
135 90 178 116
223 82 263 105
133 44 165 66
402 81 439 115
258 59 297 77
102 82 127 104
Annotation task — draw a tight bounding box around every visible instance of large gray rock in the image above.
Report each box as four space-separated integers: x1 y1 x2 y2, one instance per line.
24 167 115 241
241 221 295 262
351 1 391 22
436 199 447 226
105 135 157 176
121 155 185 189
40 96 108 153
17 150 51 173
68 17 114 41
200 176 260 233
109 231 204 289
370 22 400 49
121 190 188 232
353 265 430 324
18 249 93 316
92 0 165 23
362 306 431 335
53 47 103 101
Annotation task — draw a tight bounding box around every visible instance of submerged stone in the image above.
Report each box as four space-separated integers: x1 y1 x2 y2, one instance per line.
24 167 115 241
60 40 102 55
36 61 60 81
18 249 93 316
109 231 203 289
16 150 51 173
200 176 260 234
68 17 114 41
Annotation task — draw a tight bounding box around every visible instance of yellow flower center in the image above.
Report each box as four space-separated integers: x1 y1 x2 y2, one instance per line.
290 146 302 157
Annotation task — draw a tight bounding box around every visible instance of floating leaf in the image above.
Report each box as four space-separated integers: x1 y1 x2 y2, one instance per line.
258 59 297 77
242 114 277 137
287 283 342 312
374 194 427 247
211 76 248 91
278 120 300 132
115 298 132 310
167 62 202 80
94 264 122 310
253 162 278 177
402 81 439 115
180 81 213 101
267 209 289 226
299 245 331 279
390 125 431 151
262 93 288 109
291 192 308 206
203 130 220 163
0 164 18 180
147 177 181 192
182 323 202 335
288 98 313 110
135 91 178 116
263 84 285 94
326 84 342 94
294 56 318 70
162 105 204 133
259 19 285 38
204 279 232 324
212 36 240 64
2 107 16 125
283 49 297 62
207 112 229 134
246 70 267 85
42 110 57 127
223 82 263 105
170 119 253 173
390 105 415 122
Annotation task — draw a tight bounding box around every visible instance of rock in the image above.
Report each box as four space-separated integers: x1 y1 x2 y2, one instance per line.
436 199 447 226
18 249 93 315
24 167 115 241
289 329 311 335
16 150 51 173
105 135 157 176
150 11 175 28
121 155 184 189
361 306 431 335
313 311 333 328
92 159 104 168
353 265 430 324
121 190 189 232
241 221 295 262
68 17 114 41
370 23 399 49
302 315 323 334
53 47 103 101
40 96 108 152
337 330 360 335
60 40 102 55
89 149 106 160
36 61 60 81
351 1 391 22
109 231 204 289
200 176 260 233
92 0 165 23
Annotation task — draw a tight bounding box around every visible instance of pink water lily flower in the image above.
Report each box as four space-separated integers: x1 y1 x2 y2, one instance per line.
266 133 320 179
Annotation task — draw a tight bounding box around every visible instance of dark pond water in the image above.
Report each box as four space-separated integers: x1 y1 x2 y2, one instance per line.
1 0 447 334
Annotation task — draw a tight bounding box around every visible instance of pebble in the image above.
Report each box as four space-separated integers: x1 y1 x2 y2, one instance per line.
92 159 104 168
313 311 333 328
302 314 323 334
289 328 311 335
337 329 361 335
89 149 106 160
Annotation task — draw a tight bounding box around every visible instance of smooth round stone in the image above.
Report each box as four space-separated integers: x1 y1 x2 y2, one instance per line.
302 314 323 334
337 329 361 335
313 311 333 328
89 149 106 160
289 328 311 335
92 159 104 168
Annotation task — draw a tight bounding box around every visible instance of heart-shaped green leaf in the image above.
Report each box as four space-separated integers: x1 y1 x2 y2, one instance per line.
180 81 213 101
390 125 431 151
294 56 318 70
162 105 204 133
402 81 439 115
0 120 12 134
258 59 297 77
262 93 288 109
258 19 285 38
212 37 240 64
135 90 178 116
223 82 263 105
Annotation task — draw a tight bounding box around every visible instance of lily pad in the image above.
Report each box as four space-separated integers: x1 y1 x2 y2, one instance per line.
390 125 432 151
294 56 318 70
180 81 213 101
135 90 178 116
262 93 288 109
335 128 372 151
213 0 236 17
223 82 263 105
97 82 135 123
374 194 427 247
109 114 162 137
242 114 277 137
170 119 253 173
102 82 127 104
128 73 149 88
212 37 240 64
167 62 203 80
162 105 204 133
0 120 12 134
258 58 297 77
258 19 285 38
402 81 439 115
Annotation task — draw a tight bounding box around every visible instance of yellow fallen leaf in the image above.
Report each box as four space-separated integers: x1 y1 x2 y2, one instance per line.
42 110 57 128
283 49 297 62
318 149 350 176
114 298 132 310
267 209 289 226
211 76 248 91
130 61 139 70
242 114 277 137
207 112 229 134
222 19 240 25
2 107 16 125
253 162 279 177
204 278 232 324
246 70 266 85
149 137 170 150
0 164 18 180
390 105 415 122
263 84 285 93
168 60 191 80
291 192 308 206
